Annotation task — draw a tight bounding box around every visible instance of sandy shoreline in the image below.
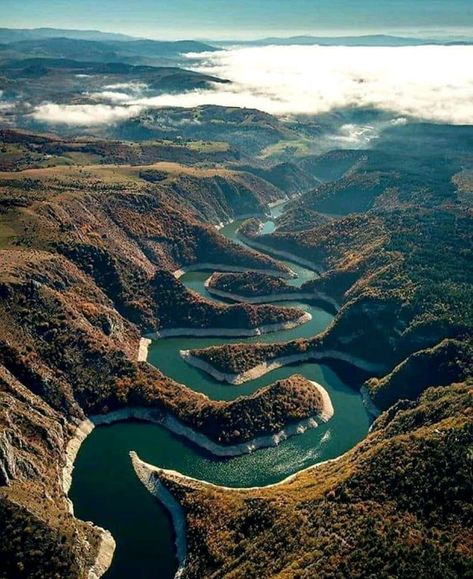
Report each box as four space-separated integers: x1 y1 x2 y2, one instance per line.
181 349 384 385
204 273 317 304
144 311 311 339
206 279 339 310
238 232 321 272
131 452 187 578
87 528 116 579
131 436 346 495
205 281 339 310
268 198 290 209
137 337 152 361
173 262 295 280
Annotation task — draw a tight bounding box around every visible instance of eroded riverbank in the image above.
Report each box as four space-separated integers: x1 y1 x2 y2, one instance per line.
69 204 372 579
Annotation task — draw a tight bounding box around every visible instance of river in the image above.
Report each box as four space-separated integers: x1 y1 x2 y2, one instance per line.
70 204 371 578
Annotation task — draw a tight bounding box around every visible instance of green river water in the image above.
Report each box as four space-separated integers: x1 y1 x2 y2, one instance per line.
70 206 371 578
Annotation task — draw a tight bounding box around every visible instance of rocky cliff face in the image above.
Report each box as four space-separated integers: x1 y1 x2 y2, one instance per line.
0 365 103 579
237 162 320 195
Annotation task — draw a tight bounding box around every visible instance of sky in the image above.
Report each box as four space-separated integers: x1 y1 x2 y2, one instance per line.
1 0 473 40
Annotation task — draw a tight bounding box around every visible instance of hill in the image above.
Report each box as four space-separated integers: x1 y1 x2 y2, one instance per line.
222 34 473 46
0 31 217 62
188 206 473 396
133 380 472 578
0 147 326 577
0 59 226 109
113 105 300 156
0 129 240 171
0 27 138 43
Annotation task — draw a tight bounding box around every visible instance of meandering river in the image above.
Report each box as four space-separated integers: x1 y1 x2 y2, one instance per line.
70 205 371 578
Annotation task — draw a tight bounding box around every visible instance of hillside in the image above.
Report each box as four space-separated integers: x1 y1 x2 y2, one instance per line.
237 162 319 195
365 339 473 410
0 159 290 236
114 105 302 155
295 121 472 213
275 206 332 232
207 271 301 300
0 129 240 171
0 149 332 577
0 59 226 118
1 120 472 579
0 162 296 328
134 381 472 578
286 165 462 217
0 32 217 68
188 206 473 397
297 149 366 181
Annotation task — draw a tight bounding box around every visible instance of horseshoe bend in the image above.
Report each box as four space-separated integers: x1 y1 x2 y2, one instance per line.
0 23 473 579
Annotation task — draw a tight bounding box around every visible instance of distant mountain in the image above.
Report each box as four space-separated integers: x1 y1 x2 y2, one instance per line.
0 37 122 62
105 39 218 57
2 57 225 78
217 34 473 47
0 27 136 43
0 34 218 64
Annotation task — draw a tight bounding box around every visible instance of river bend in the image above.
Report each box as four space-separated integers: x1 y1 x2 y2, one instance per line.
70 205 371 578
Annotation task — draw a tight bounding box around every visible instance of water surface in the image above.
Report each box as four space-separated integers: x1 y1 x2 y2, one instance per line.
70 205 370 578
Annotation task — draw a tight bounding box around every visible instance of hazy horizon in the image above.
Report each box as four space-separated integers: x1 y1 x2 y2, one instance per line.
1 25 473 43
1 0 473 41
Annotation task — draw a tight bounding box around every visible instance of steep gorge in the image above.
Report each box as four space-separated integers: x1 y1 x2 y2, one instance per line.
1 126 472 579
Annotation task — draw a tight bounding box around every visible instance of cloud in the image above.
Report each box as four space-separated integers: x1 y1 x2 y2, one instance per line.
326 117 408 148
90 91 137 103
31 45 473 126
103 82 148 92
89 82 149 105
0 91 16 114
30 82 150 125
30 103 143 126
0 102 15 115
179 45 473 124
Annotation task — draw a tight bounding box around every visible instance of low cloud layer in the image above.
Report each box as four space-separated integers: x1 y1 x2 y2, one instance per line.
31 103 143 126
31 45 473 126
186 45 473 124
